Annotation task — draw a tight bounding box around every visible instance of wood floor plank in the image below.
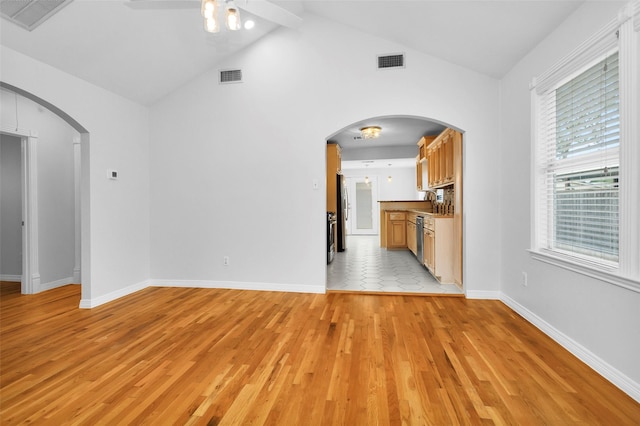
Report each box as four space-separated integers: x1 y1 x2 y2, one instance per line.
1 281 639 424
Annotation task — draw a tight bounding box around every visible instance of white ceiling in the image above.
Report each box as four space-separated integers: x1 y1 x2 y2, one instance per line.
328 115 446 151
305 0 585 79
1 0 586 106
0 0 586 152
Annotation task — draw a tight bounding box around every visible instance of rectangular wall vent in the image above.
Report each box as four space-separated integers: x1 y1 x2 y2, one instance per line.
219 69 243 84
0 0 73 31
377 53 405 69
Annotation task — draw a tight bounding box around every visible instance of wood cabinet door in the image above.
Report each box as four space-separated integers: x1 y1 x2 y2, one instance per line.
424 228 435 271
444 135 454 182
407 221 416 255
416 156 422 191
388 221 406 248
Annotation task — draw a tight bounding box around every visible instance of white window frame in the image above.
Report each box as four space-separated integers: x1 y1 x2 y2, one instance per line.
530 1 640 293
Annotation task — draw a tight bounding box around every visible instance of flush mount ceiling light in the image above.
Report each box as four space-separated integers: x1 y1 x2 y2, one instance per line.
360 126 382 139
202 0 252 33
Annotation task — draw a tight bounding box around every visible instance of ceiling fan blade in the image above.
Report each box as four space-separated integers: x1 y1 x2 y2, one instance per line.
236 0 302 29
125 0 199 10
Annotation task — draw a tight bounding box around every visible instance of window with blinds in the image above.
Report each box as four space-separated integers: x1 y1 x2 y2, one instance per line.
531 2 640 289
537 51 620 265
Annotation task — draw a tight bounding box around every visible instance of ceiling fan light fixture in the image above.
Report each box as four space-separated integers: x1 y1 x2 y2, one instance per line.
360 126 382 139
225 1 242 31
201 0 217 19
204 16 220 33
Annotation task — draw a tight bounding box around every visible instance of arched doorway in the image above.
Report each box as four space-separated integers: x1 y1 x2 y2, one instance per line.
0 82 91 302
325 115 464 294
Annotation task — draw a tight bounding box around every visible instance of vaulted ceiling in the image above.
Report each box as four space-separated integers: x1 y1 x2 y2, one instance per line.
1 0 585 106
1 0 588 155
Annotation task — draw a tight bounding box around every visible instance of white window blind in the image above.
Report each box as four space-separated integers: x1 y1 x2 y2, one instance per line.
531 1 640 291
537 51 620 264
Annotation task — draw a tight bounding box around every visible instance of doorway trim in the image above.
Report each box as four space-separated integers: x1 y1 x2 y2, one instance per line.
345 176 379 235
1 126 40 293
1 81 91 303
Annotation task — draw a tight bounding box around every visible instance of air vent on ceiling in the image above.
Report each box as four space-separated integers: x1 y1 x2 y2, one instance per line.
0 0 73 31
377 53 405 70
219 69 243 84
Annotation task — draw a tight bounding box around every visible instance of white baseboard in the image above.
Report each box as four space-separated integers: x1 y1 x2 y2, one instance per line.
500 293 640 404
465 289 501 299
37 276 75 293
0 274 22 282
78 279 324 309
79 280 150 309
150 279 326 294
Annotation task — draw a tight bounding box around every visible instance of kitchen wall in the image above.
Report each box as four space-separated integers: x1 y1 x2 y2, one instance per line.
0 94 76 289
0 46 151 305
149 12 501 295
0 134 22 279
499 1 640 399
341 167 421 202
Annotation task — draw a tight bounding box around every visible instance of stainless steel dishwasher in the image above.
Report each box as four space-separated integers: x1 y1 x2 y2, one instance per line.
416 216 424 263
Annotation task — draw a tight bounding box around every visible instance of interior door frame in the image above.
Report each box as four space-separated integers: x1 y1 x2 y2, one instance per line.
345 176 379 235
1 126 40 294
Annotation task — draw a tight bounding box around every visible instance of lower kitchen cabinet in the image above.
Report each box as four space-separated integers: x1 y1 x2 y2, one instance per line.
386 211 407 249
423 216 454 283
407 213 417 255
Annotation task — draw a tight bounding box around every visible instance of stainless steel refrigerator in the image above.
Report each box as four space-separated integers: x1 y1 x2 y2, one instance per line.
336 174 348 251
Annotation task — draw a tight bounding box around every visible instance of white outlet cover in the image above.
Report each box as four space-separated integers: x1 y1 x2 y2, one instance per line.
107 169 118 180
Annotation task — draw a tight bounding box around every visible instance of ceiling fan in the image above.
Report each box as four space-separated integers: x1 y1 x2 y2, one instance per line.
125 0 303 31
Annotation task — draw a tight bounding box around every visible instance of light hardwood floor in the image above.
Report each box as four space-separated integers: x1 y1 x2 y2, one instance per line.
1 281 638 424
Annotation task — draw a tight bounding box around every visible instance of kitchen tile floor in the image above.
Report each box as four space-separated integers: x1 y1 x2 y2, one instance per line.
327 235 463 295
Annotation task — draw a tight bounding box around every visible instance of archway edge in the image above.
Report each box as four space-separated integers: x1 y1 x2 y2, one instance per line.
1 81 89 133
325 114 465 142
1 80 91 304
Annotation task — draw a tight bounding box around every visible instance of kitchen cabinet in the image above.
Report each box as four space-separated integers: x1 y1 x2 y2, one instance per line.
423 227 434 272
425 129 456 188
416 136 435 191
415 155 423 191
385 211 407 249
417 135 435 162
406 212 417 255
423 215 454 283
378 201 431 248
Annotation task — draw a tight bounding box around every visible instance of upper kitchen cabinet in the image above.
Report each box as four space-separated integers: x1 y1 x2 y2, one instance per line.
416 136 435 191
415 155 423 191
326 143 342 213
417 135 435 162
425 128 460 189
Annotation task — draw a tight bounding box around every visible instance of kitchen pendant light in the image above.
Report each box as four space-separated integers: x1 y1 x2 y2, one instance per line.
360 126 382 139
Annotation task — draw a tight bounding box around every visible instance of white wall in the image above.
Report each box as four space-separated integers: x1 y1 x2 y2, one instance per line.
0 46 151 305
499 1 640 398
0 134 22 278
342 167 420 202
149 12 501 295
1 93 77 288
